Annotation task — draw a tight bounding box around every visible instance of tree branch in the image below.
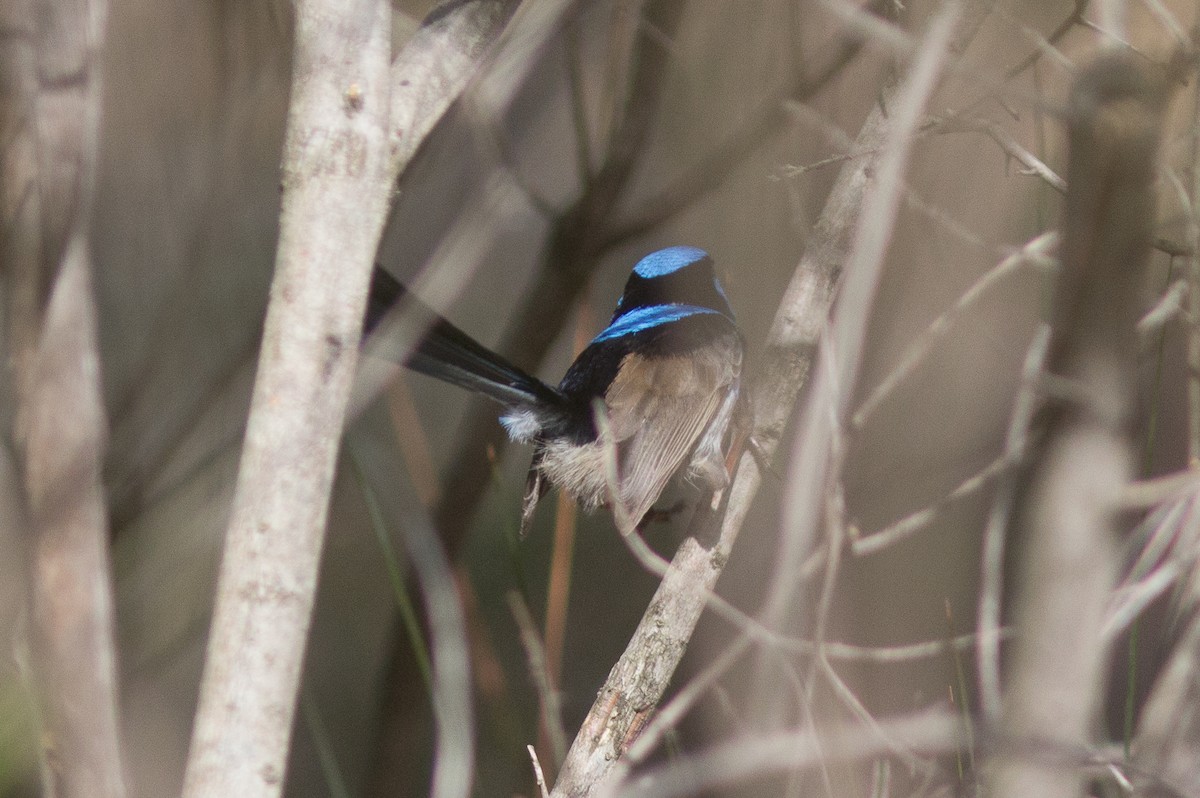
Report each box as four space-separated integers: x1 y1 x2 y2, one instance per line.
180 1 393 795
987 52 1166 798
1 0 127 793
387 0 520 183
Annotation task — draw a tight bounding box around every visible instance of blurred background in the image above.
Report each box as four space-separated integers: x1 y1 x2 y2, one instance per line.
1 0 1197 795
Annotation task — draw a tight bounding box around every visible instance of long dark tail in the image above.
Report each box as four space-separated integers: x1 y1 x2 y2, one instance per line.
366 267 565 411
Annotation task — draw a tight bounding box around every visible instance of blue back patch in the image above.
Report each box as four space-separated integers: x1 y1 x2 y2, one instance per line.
632 246 710 279
593 304 724 343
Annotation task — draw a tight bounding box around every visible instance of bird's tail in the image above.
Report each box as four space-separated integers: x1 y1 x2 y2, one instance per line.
366 268 565 411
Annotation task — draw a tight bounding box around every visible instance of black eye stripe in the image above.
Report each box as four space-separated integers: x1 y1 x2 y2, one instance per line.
614 257 734 325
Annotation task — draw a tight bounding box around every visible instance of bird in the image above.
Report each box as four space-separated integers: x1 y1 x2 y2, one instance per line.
365 246 745 537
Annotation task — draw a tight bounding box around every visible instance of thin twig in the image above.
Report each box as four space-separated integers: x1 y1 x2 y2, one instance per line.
1138 0 1189 46
619 520 1007 664
932 0 1087 136
978 323 1052 721
614 637 753 776
901 185 996 254
543 491 576 689
1103 561 1181 643
934 117 1067 193
529 745 551 798
564 14 594 184
819 630 1012 663
1135 575 1200 795
818 656 925 772
853 453 1012 555
1138 278 1189 338
999 0 1088 82
1005 8 1078 74
509 591 569 770
404 525 475 798
1125 497 1194 584
605 711 960 798
764 0 964 647
852 231 1059 431
803 345 847 696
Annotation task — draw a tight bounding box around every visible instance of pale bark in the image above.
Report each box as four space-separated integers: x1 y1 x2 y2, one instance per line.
180 1 393 795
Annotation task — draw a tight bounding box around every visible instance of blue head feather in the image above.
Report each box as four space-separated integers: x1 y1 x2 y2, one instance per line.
632 246 710 279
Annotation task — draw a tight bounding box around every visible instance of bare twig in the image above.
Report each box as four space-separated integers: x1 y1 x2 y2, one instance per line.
1137 278 1188 338
550 457 736 795
820 630 1011 663
934 117 1067 193
393 476 474 798
603 710 959 798
931 0 1086 136
1003 7 1078 74
1125 496 1193 576
563 14 595 183
509 591 568 770
999 0 1088 82
180 1 393 795
901 185 996 254
1138 0 1189 47
1102 561 1181 643
817 655 926 771
1090 1 1129 44
543 490 576 696
853 453 1012 554
530 745 552 798
612 636 753 778
763 0 963 650
619 517 1007 666
1 0 128 794
987 52 1166 798
977 323 1052 721
611 624 1007 735
1133 457 1200 788
852 231 1059 431
1135 592 1200 795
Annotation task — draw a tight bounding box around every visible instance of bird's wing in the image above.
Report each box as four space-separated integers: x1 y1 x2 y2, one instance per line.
603 350 733 534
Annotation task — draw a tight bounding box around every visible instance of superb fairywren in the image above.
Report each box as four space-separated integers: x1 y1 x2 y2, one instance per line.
365 246 745 536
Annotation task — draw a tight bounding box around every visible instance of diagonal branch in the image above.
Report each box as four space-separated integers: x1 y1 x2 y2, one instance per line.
387 0 520 182
549 6 965 795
